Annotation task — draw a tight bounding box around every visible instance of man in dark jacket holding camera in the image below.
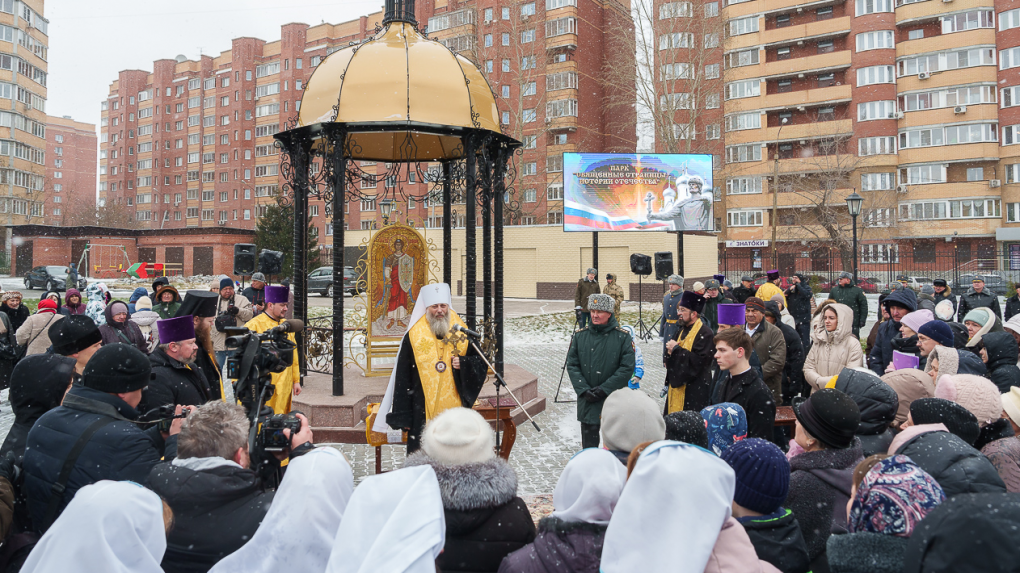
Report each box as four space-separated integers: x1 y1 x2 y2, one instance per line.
211 277 253 370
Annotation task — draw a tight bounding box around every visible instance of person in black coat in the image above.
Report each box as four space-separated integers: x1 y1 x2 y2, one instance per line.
147 401 274 573
766 301 805 403
711 328 776 441
980 331 1020 392
887 420 1005 497
1006 284 1020 322
98 300 149 354
733 276 755 304
21 344 181 531
138 315 215 416
665 291 715 414
785 274 814 349
0 291 29 333
241 272 267 318
903 492 1020 573
405 408 536 573
957 277 1002 322
831 368 898 456
868 289 917 375
786 389 863 573
0 354 76 459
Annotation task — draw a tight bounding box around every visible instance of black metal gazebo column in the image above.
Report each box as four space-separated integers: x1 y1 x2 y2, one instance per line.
483 151 492 323
492 141 509 377
327 125 347 396
464 134 477 330
442 161 452 286
279 133 311 373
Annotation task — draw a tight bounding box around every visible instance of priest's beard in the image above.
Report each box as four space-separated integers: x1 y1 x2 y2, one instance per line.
195 319 215 357
428 312 451 339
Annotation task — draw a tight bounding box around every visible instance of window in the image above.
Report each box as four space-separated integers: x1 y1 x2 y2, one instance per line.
661 63 691 80
522 56 537 70
967 167 984 181
1003 8 1020 31
523 135 537 148
775 14 790 27
856 0 893 16
546 17 575 37
427 8 475 32
523 189 537 202
858 100 897 121
900 164 947 184
861 244 899 264
502 33 510 46
522 162 537 176
704 64 720 78
856 31 894 52
1007 202 1020 222
548 155 563 172
548 183 564 200
661 92 692 109
727 177 762 194
501 112 510 124
705 93 721 108
727 210 763 227
942 10 994 33
817 40 834 54
705 124 721 139
254 83 279 98
705 2 719 16
547 0 576 8
547 72 576 91
659 33 694 49
523 108 537 122
705 33 719 48
817 6 833 19
1007 164 1020 184
901 48 996 75
859 136 896 155
725 112 761 131
660 2 694 18
1003 124 1020 145
908 29 924 40
521 2 536 16
255 62 280 78
502 85 510 99
726 144 761 163
547 99 577 117
905 85 995 110
726 48 759 68
817 73 836 88
726 79 760 99
861 173 895 190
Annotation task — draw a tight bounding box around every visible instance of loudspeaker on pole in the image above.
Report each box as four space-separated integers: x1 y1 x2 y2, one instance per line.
630 253 652 276
233 244 257 276
654 251 674 281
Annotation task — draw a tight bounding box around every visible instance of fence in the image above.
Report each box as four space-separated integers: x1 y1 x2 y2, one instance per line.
718 245 1020 295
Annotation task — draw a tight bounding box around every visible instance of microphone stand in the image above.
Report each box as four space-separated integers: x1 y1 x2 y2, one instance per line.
456 331 542 452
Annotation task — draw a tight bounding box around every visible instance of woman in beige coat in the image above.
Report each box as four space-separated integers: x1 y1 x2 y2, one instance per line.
15 298 63 356
803 302 864 392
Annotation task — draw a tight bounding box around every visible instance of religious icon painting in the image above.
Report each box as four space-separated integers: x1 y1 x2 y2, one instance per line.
367 223 428 340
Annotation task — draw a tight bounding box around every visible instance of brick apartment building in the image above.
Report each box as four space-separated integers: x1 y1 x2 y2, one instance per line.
699 0 1020 275
99 0 635 244
44 115 96 226
0 0 48 249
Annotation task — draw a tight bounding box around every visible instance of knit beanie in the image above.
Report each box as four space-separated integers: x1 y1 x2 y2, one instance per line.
745 297 766 313
721 438 790 515
910 397 980 445
918 321 954 348
664 410 709 449
691 281 705 293
36 299 57 312
794 388 861 449
1002 386 1020 427
700 402 748 455
963 308 991 327
219 277 235 290
601 388 666 453
135 296 153 311
81 344 152 394
934 374 1003 427
901 310 934 335
934 300 955 321
421 407 495 465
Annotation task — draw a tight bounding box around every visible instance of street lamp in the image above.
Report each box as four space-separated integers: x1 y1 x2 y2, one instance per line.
846 191 863 283
380 198 395 225
770 117 788 269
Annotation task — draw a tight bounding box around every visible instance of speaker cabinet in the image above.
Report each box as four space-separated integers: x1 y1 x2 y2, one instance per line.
654 252 674 281
233 243 257 276
630 253 652 276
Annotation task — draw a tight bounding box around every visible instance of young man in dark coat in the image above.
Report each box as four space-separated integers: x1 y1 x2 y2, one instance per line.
567 293 635 449
573 268 600 330
21 344 183 531
868 288 917 375
138 315 215 416
664 290 715 414
785 274 814 349
147 401 279 573
712 328 775 441
957 276 1002 322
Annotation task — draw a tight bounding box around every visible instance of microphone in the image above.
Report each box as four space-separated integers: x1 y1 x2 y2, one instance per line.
268 318 304 335
452 324 481 339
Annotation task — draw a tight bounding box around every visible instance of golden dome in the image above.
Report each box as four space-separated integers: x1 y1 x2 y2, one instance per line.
298 22 504 162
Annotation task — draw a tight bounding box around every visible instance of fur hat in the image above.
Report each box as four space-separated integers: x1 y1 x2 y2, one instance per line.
1001 386 1020 427
587 293 615 313
668 274 684 287
81 344 152 394
934 374 1002 427
586 268 597 276
679 291 706 314
135 296 153 311
601 388 665 453
421 407 495 465
705 279 720 290
839 271 853 281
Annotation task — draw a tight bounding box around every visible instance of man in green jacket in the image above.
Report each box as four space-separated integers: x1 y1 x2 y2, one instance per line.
573 268 601 329
701 279 727 332
567 293 636 449
829 271 868 338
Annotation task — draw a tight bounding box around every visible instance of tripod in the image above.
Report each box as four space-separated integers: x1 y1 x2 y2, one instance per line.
634 273 657 341
554 314 581 403
461 334 541 450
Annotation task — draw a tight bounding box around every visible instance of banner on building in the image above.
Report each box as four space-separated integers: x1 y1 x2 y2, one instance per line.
562 152 714 232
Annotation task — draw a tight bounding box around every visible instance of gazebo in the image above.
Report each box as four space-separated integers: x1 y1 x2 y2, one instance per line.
274 0 521 395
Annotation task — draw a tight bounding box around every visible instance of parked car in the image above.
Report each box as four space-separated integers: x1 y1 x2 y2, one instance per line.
307 266 365 297
24 266 86 292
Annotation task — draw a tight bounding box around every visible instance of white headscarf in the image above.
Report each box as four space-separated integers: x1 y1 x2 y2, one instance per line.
601 441 735 573
21 481 166 573
373 282 453 433
209 448 354 573
325 465 445 573
551 448 627 526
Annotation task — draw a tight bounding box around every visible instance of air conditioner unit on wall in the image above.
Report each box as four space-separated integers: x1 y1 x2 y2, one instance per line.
954 105 967 114
918 72 931 80
897 184 908 193
991 179 1002 188
894 111 905 119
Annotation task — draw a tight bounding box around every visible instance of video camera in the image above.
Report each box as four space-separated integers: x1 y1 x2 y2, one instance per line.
224 319 304 475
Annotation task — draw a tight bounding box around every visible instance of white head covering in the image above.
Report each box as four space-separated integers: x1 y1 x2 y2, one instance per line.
601 441 735 573
325 465 445 573
373 283 453 433
21 481 166 573
550 448 628 526
210 448 354 573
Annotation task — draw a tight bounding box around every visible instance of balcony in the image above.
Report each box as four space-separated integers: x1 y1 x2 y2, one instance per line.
896 28 995 59
761 49 851 79
896 65 997 93
896 0 993 25
765 118 853 142
546 34 577 51
901 103 998 129
898 142 1000 165
895 180 1001 200
761 84 852 110
762 16 850 47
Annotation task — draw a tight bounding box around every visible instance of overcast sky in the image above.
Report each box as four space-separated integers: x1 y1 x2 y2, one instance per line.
46 0 385 129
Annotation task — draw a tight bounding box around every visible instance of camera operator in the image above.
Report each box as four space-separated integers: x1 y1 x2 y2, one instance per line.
138 315 216 415
244 285 300 415
147 401 313 573
212 277 253 371
21 344 184 532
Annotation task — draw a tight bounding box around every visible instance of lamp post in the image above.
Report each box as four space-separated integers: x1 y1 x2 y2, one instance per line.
846 191 863 283
770 117 788 269
380 198 395 225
